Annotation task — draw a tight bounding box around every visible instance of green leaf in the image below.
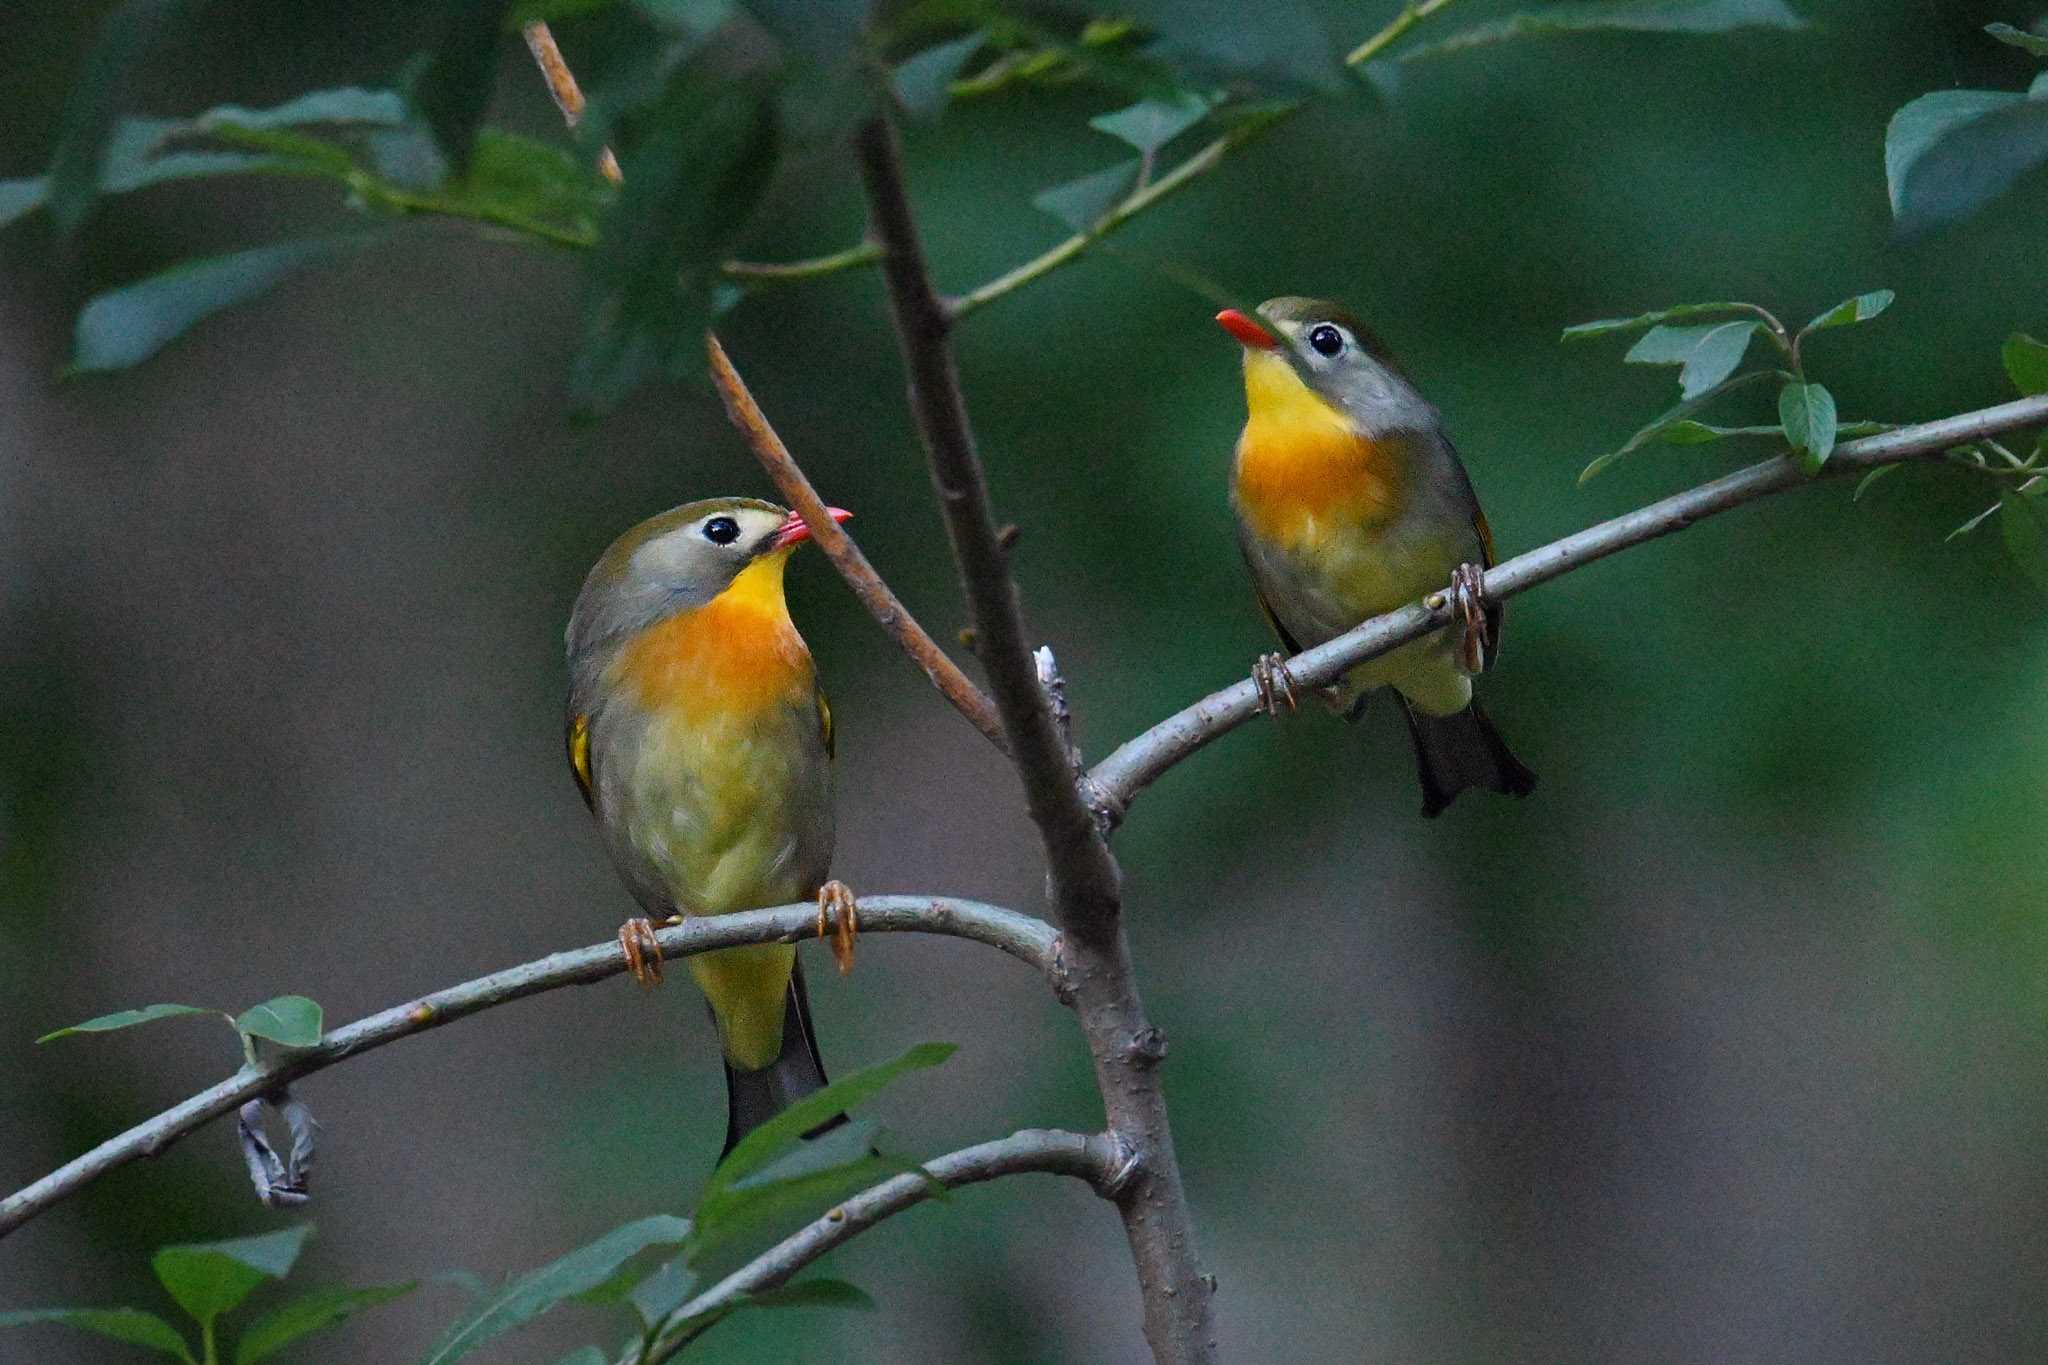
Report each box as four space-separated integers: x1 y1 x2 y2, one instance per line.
1800 288 1894 336
1031 161 1141 234
2004 333 2048 396
1851 463 1897 501
745 1278 875 1312
71 236 382 374
0 177 49 227
45 0 191 231
627 1258 696 1329
37 1002 213 1043
0 1309 194 1360
235 995 324 1048
234 1283 416 1365
1561 301 1761 340
153 1226 314 1331
891 31 987 119
1886 88 2048 235
2000 492 2048 594
197 88 408 132
1578 370 1774 483
742 0 870 69
1651 419 1770 444
412 129 610 245
573 63 778 411
1625 320 1759 398
709 1041 955 1192
408 0 518 179
1986 22 2048 59
1088 92 1210 155
1117 0 1346 92
1778 380 1838 472
420 1215 691 1364
1405 0 1805 60
691 1125 924 1281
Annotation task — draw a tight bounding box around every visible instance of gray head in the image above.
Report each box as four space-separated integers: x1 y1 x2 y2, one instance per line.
565 497 834 665
1218 296 1440 437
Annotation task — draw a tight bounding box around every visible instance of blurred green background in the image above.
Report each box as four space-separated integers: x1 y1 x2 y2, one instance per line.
5 0 2048 1359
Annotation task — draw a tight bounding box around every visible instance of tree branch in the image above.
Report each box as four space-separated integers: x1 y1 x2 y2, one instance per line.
636 1128 1125 1363
0 896 1057 1243
703 333 1009 752
1087 391 2048 820
854 110 1216 1364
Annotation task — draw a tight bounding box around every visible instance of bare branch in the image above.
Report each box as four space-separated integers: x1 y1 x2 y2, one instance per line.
521 20 622 185
704 333 1010 752
854 111 1216 1365
1088 391 2048 819
637 1128 1124 1363
0 896 1057 1242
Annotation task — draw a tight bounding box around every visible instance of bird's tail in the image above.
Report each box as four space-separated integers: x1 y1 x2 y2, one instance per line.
719 959 845 1158
1397 696 1537 818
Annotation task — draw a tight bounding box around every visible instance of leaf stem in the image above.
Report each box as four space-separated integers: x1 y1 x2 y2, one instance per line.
1347 0 1461 67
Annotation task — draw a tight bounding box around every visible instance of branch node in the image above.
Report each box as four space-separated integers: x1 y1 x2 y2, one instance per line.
1045 933 1078 1007
996 522 1021 551
1096 1132 1145 1200
1122 1025 1169 1069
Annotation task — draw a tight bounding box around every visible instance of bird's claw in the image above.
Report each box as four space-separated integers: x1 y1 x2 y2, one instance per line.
1447 562 1490 675
816 880 859 976
619 916 667 989
1251 652 1299 717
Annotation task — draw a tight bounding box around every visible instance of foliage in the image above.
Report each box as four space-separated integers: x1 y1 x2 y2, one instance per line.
0 1225 412 1364
1886 21 2048 236
41 994 324 1052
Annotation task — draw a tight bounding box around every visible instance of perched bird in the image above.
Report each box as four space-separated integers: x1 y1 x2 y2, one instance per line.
1216 297 1536 816
565 496 856 1155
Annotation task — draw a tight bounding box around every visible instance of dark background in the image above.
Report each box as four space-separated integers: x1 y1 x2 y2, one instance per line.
5 1 2047 1359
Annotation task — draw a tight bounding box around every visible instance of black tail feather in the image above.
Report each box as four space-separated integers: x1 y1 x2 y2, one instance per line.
1397 696 1537 818
718 959 845 1158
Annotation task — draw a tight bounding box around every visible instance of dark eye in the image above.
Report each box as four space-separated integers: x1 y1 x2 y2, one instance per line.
702 516 740 545
1308 324 1345 357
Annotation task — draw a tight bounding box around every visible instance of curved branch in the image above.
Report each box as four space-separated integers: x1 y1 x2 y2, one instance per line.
1088 392 2048 819
704 333 1010 752
637 1128 1124 1363
0 896 1057 1242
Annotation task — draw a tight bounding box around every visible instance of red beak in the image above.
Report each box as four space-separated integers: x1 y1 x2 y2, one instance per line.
772 505 852 550
1215 309 1280 349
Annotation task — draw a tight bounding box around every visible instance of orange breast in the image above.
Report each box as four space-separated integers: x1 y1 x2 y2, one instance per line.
610 555 812 720
1231 350 1404 547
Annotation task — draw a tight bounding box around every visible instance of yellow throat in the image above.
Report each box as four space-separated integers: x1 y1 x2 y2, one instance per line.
609 549 812 718
1233 350 1404 545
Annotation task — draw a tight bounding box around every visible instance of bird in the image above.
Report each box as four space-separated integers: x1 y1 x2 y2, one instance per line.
1215 297 1536 816
564 496 857 1156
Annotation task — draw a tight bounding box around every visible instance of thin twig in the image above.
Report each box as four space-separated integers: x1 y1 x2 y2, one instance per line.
1087 391 2048 820
704 333 1010 752
521 20 622 185
635 1129 1123 1363
0 896 1058 1242
855 111 1216 1365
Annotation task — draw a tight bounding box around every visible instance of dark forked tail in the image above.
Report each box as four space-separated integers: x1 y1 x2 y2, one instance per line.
719 959 845 1158
1397 696 1537 819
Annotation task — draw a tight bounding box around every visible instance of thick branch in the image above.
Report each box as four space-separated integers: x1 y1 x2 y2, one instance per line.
1088 391 2048 818
0 896 1055 1242
704 333 1009 752
854 111 1216 1365
638 1128 1123 1363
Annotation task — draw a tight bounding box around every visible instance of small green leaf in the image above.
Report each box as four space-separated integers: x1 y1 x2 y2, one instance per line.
1405 0 1805 61
627 1258 696 1329
1578 370 1774 483
745 1278 875 1311
1652 419 1762 444
891 31 986 119
1778 380 1838 472
1625 320 1759 398
1851 464 1897 501
0 1308 194 1360
1117 0 1347 93
709 1042 955 1192
420 1215 691 1364
1800 288 1894 336
2001 493 2048 594
1031 161 1140 233
71 235 382 374
153 1226 314 1332
46 0 192 231
1088 92 1210 155
1986 22 2048 59
234 1283 416 1365
235 995 324 1049
1562 301 1760 340
2004 333 2048 396
1886 88 2048 235
196 87 407 131
0 177 49 227
692 1126 924 1281
38 1002 213 1043
407 0 517 180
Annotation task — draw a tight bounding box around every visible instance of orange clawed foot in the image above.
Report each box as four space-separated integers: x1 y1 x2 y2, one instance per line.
1251 652 1299 718
815 880 859 976
619 914 682 989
